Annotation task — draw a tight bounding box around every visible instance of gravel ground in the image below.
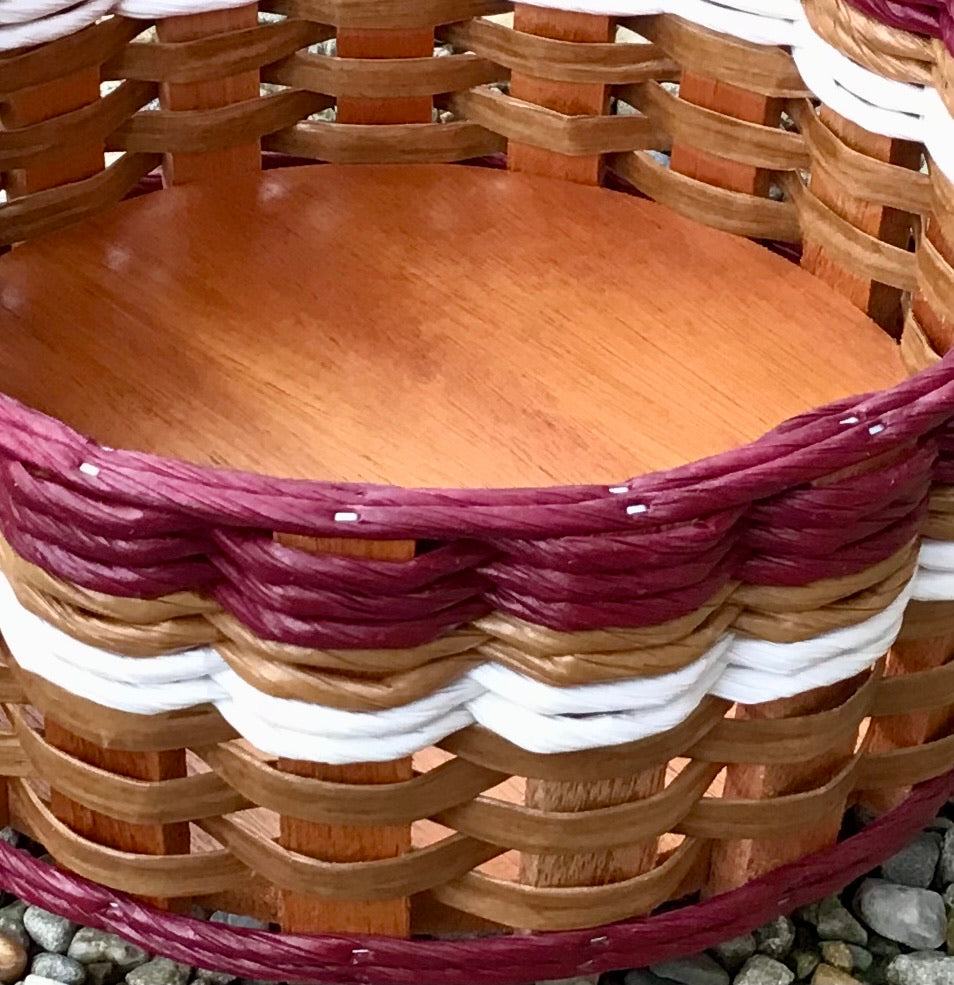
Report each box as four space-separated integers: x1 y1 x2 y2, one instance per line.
4 809 954 985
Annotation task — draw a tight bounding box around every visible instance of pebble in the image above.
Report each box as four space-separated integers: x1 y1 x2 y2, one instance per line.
82 963 113 985
712 935 757 973
0 830 19 848
24 909 79 955
650 954 729 985
815 898 869 946
855 880 947 949
812 967 861 985
845 946 872 973
193 972 235 985
820 943 853 972
945 887 954 913
625 973 672 985
870 937 903 961
735 956 795 985
882 834 943 889
886 951 954 985
24 975 69 985
31 953 86 985
0 933 27 983
0 911 29 952
67 930 148 975
938 830 954 886
208 914 266 931
126 958 190 985
757 919 796 960
792 950 821 980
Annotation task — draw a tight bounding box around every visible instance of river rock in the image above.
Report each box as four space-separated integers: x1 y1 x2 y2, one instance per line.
67 930 148 975
886 951 954 985
126 958 190 985
208 914 266 931
938 830 954 886
855 880 947 949
0 932 26 984
792 950 821 980
82 963 114 985
651 954 729 985
24 909 79 955
736 956 795 985
757 919 796 961
31 954 86 985
712 935 757 972
882 834 943 889
194 971 237 985
625 972 672 985
812 967 860 985
815 898 869 946
845 946 872 973
820 944 853 972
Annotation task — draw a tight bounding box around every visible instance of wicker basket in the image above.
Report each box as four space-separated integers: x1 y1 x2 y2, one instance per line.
2 0 954 982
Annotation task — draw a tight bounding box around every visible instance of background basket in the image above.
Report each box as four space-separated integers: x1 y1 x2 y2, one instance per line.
2 0 954 981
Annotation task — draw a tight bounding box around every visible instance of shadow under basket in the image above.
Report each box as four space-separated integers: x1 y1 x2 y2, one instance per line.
4 0 954 980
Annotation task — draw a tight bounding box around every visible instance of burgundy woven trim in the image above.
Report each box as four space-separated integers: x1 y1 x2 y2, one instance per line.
841 0 954 49
1 767 952 985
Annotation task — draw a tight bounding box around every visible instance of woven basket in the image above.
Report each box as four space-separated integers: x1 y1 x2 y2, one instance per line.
2 0 954 982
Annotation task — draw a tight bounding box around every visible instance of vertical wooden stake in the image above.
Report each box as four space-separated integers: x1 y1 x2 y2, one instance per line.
670 75 783 196
157 5 261 186
336 29 433 125
707 678 861 895
508 7 613 185
277 537 415 937
801 108 921 336
45 722 189 911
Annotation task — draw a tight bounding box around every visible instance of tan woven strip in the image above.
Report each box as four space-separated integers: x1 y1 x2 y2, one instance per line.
619 81 809 172
110 91 332 155
108 18 330 85
10 708 248 824
629 15 808 97
900 311 943 375
265 119 505 163
919 234 954 326
0 17 141 95
858 731 954 789
262 0 509 29
871 655 954 716
439 19 679 85
790 100 932 215
198 814 502 899
0 736 30 778
430 838 703 931
449 87 665 156
785 170 918 290
0 664 26 704
0 152 160 247
11 779 245 897
609 151 801 240
198 743 505 825
803 0 934 85
265 50 501 98
0 81 156 170
900 600 954 640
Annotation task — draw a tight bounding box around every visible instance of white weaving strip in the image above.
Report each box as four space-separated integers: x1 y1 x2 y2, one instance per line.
0 0 114 49
0 554 927 761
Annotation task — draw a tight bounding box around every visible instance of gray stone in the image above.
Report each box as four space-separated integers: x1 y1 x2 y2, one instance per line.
713 936 758 973
882 834 943 889
0 830 19 848
625 972 672 985
24 909 79 955
816 898 869 946
939 829 954 886
820 945 854 973
652 955 730 985
82 965 114 985
125 959 189 985
194 973 236 985
67 931 148 975
846 947 872 974
945 886 954 913
813 967 860 985
928 819 954 835
208 913 266 931
0 904 29 951
855 879 947 949
868 938 902 961
757 920 796 961
886 951 954 985
735 956 795 985
792 951 821 981
30 955 86 985
24 976 69 985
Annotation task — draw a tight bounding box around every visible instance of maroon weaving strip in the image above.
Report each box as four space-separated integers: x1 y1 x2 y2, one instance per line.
842 0 946 37
0 766 951 985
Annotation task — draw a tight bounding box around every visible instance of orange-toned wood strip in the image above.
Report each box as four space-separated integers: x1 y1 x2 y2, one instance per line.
801 107 921 337
860 630 954 813
157 4 261 185
913 218 954 354
336 29 433 125
669 75 783 196
277 536 415 936
706 676 864 895
44 720 189 911
1 69 103 196
508 7 613 185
